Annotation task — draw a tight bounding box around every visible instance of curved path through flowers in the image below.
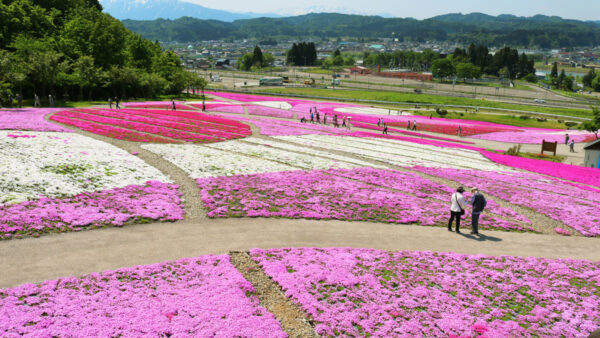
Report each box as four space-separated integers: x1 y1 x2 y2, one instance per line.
1 218 599 289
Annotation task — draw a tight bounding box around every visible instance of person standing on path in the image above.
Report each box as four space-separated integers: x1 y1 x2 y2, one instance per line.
346 116 351 130
316 111 320 123
412 120 417 131
48 94 54 107
448 186 467 233
342 116 347 128
565 133 570 145
34 94 40 107
108 97 113 109
469 187 487 236
570 139 575 153
115 97 120 109
16 94 22 108
8 94 13 107
407 120 411 130
458 125 462 137
382 123 388 135
171 99 176 111
310 111 314 123
323 113 328 125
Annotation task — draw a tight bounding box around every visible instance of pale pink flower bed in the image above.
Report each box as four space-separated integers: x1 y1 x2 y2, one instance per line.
472 129 598 144
481 151 600 188
246 105 295 119
217 114 349 136
412 166 600 237
0 255 286 336
0 109 72 132
198 168 531 232
251 247 600 337
0 181 184 239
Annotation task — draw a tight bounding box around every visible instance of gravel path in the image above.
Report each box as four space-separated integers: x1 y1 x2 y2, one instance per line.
1 218 598 289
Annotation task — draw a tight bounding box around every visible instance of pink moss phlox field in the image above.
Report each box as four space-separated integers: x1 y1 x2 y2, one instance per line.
472 129 598 144
555 228 572 236
412 166 600 236
50 114 176 143
205 104 246 114
350 121 475 144
0 255 286 337
197 168 529 231
481 151 600 188
0 109 73 132
0 181 184 239
349 131 489 152
51 108 250 143
121 101 186 109
251 247 600 337
220 115 349 136
337 168 531 229
245 105 295 119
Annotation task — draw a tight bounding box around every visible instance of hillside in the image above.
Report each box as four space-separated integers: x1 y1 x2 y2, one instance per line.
122 12 600 47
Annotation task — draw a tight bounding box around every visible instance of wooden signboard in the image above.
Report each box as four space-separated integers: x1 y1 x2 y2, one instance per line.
541 139 557 156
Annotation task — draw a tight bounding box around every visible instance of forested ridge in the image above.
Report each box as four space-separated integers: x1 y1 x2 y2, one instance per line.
0 0 195 103
123 12 600 47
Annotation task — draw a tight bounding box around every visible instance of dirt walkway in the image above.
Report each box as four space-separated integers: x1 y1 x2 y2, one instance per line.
1 218 598 289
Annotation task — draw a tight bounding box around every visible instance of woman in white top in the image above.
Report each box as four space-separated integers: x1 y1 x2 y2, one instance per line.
448 186 468 233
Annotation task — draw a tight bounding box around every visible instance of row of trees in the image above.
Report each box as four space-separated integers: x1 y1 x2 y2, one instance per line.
432 46 535 82
0 0 195 105
238 46 275 71
286 42 317 66
582 68 600 92
548 63 576 91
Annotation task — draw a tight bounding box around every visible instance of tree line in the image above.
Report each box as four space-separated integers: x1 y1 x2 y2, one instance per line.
0 0 204 106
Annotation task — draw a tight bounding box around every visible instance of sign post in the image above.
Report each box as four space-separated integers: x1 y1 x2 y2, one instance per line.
541 139 557 156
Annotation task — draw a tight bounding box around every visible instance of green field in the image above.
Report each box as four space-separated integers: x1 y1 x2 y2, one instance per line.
257 87 592 118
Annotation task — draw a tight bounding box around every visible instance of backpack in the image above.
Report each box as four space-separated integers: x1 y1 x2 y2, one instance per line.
473 193 487 212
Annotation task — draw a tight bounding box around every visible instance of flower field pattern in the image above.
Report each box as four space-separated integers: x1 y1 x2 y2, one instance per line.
0 255 285 336
413 167 600 237
197 168 531 232
0 131 170 204
142 143 297 178
278 134 505 171
482 151 600 188
51 108 251 143
0 109 72 132
251 247 600 337
0 181 184 239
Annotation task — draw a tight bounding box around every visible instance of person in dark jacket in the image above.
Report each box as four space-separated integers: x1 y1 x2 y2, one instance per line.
469 187 487 236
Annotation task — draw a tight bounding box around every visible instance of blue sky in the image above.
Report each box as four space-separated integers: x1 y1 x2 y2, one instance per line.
184 0 600 20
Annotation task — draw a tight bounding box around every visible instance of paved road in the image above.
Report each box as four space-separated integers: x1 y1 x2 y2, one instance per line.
1 218 598 288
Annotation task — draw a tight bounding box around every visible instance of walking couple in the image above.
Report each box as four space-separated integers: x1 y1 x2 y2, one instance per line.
448 186 487 235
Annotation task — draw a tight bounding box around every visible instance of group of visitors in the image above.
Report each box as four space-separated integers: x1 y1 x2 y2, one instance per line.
1 93 47 108
305 107 351 129
565 133 575 153
108 97 120 109
448 186 487 236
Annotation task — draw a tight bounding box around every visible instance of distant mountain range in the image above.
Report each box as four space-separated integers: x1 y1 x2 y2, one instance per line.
100 0 279 21
120 11 600 47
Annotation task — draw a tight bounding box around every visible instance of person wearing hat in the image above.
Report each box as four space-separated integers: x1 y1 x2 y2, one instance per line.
449 186 468 233
469 187 487 236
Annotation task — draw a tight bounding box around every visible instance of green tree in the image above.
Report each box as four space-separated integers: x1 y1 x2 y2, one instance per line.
456 62 481 82
333 49 341 57
583 69 596 88
252 46 263 67
431 58 455 81
238 53 253 71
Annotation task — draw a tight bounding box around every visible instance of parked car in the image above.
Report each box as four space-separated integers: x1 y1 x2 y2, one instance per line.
533 98 545 103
